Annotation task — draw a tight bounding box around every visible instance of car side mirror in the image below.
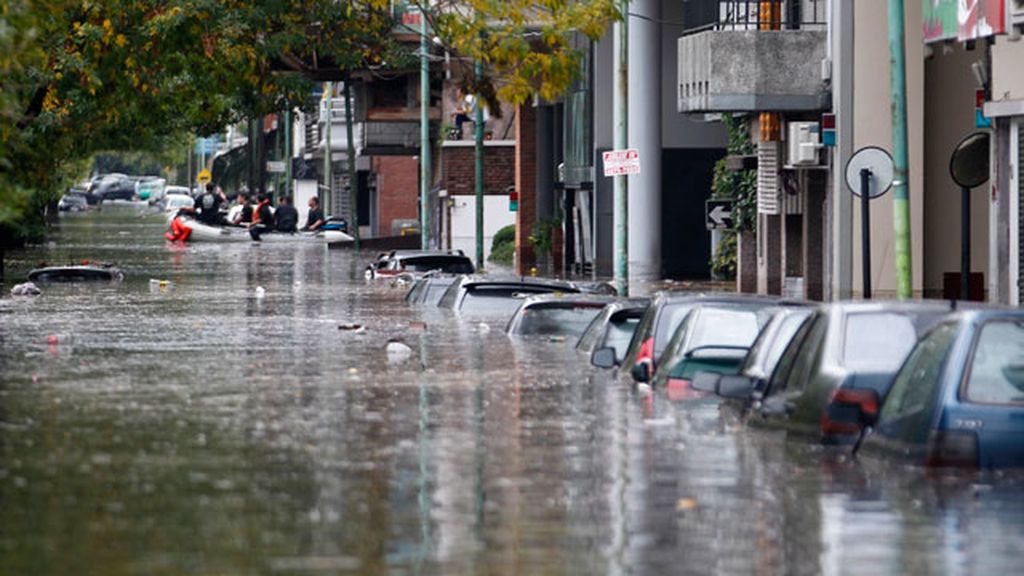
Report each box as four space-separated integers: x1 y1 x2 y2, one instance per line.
591 347 618 369
692 371 722 393
717 375 756 400
631 360 651 383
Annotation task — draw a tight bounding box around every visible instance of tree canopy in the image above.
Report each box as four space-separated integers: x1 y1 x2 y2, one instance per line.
0 0 620 240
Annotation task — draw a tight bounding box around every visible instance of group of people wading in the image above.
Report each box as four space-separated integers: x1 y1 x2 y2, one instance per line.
178 184 326 241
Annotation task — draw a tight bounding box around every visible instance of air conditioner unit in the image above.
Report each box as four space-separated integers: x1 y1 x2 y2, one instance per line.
787 121 820 166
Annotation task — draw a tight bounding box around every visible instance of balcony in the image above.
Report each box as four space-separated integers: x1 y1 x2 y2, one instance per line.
677 0 828 114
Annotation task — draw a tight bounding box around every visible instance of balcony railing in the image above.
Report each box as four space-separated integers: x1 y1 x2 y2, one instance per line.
682 0 826 36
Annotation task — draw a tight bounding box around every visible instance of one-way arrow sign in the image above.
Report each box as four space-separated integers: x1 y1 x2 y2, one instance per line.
705 199 734 230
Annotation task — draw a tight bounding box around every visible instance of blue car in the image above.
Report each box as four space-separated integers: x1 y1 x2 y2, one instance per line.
856 309 1024 468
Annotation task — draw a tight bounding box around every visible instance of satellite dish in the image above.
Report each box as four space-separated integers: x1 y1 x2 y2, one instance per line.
950 132 990 189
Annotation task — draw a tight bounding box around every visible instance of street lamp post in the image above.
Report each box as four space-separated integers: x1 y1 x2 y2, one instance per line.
420 7 432 250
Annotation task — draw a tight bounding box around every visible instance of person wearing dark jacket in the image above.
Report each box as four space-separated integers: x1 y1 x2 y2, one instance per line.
274 196 299 233
192 183 223 225
249 194 276 241
232 193 253 226
303 196 325 231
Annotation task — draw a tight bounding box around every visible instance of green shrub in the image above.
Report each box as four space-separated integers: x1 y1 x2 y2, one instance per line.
489 224 516 266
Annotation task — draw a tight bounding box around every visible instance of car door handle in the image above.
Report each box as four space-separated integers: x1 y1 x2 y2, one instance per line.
761 396 795 418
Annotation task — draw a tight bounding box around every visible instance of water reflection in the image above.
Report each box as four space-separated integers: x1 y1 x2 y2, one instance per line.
1 210 1023 574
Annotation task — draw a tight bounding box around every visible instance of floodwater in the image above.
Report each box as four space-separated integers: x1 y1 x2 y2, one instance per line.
2 208 1024 575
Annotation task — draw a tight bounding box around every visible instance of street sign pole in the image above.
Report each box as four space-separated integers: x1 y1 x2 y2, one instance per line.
419 10 431 250
961 184 970 300
887 0 913 299
612 0 629 296
860 168 872 300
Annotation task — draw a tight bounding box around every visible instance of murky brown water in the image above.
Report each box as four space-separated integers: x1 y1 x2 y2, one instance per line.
2 208 1024 575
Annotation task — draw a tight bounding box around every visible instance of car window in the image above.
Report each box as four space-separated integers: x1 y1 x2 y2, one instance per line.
688 308 767 352
964 320 1024 405
744 311 812 377
783 313 828 393
878 322 959 432
842 313 918 372
424 282 453 306
437 281 462 309
653 302 697 359
459 287 548 315
622 300 660 366
514 305 605 337
605 313 642 362
576 308 611 353
766 314 821 396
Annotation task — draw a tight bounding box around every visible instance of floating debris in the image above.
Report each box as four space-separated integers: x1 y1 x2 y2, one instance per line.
254 286 266 298
338 323 365 332
10 282 41 296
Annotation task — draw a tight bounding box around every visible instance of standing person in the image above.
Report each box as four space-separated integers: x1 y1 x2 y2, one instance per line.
275 196 299 233
249 194 275 241
303 196 325 231
232 193 253 226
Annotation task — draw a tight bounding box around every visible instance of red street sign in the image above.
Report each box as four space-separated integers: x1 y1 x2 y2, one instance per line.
602 149 641 177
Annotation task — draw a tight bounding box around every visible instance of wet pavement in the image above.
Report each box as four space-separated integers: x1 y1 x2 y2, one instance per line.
2 208 1024 575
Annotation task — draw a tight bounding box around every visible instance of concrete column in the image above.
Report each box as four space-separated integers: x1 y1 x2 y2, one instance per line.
536 106 554 222
515 104 538 274
804 175 827 301
758 213 783 295
627 0 662 283
737 230 757 293
829 0 854 300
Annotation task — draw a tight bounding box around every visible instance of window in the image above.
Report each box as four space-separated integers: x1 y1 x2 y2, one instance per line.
783 314 828 393
842 313 918 372
878 322 959 437
765 314 821 396
653 302 697 359
964 320 1024 405
605 314 642 362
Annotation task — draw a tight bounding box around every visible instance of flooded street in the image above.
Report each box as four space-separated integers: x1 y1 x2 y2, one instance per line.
2 209 1024 575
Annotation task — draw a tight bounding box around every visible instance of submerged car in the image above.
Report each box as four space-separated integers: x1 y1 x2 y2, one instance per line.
647 302 782 395
732 301 958 446
58 193 89 212
609 292 785 383
405 275 458 307
505 294 617 338
856 309 1024 468
437 276 581 318
365 250 474 281
577 299 650 366
692 307 816 405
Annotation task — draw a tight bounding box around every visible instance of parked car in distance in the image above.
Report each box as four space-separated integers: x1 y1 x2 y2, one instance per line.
611 292 786 383
648 302 783 395
437 276 581 318
577 299 650 367
692 307 816 406
136 177 166 202
160 194 195 214
854 309 1024 468
733 301 958 447
506 294 617 339
405 275 458 307
89 173 137 202
58 193 90 212
365 250 474 281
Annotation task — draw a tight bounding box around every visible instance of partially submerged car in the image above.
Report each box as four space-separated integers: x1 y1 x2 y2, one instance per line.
405 275 458 307
648 302 782 395
437 276 581 318
577 298 650 367
856 308 1024 468
365 250 474 281
720 301 958 447
505 294 617 339
608 292 786 382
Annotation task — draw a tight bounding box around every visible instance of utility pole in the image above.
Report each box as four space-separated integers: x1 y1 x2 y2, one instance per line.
612 0 629 296
324 81 333 216
344 81 361 249
419 7 431 250
284 110 292 199
887 0 912 299
474 59 485 270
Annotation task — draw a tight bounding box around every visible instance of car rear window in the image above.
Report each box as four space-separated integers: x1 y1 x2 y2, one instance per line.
514 304 606 337
401 257 474 274
842 313 918 372
459 286 551 315
965 320 1024 405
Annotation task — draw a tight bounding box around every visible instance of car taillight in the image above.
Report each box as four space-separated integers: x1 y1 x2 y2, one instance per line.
926 430 978 468
667 377 705 401
821 388 879 437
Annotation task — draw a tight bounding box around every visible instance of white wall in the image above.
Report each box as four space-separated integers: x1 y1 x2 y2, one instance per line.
448 196 516 263
992 38 1024 102
293 180 318 228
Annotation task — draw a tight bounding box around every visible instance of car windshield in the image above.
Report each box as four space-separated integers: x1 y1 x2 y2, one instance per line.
842 312 919 371
687 307 771 353
513 304 606 337
965 320 1024 405
401 257 474 274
